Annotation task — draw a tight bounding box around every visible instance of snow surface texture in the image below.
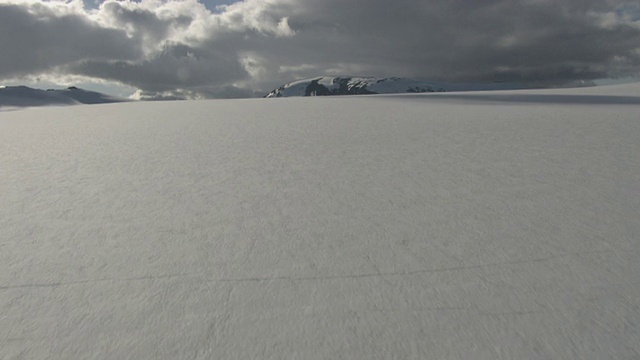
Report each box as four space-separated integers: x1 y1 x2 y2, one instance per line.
0 86 127 109
1 84 640 359
264 76 524 98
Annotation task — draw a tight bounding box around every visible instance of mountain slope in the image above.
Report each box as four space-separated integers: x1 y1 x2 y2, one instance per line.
0 86 128 108
265 76 523 97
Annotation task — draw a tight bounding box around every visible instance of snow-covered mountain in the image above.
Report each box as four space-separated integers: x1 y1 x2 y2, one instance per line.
0 86 128 108
265 76 523 98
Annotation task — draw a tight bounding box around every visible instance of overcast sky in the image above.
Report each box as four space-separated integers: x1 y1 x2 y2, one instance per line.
1 0 639 99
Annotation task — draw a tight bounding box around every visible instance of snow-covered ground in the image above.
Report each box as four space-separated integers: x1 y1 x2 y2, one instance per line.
1 84 639 359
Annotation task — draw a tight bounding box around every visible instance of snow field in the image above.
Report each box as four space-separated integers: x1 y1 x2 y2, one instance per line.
1 86 639 359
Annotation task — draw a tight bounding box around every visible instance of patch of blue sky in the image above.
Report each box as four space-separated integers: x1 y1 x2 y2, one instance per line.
615 4 640 22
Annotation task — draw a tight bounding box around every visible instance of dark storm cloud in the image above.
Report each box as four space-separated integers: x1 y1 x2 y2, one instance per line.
1 0 639 98
70 44 247 92
265 0 640 84
0 3 140 78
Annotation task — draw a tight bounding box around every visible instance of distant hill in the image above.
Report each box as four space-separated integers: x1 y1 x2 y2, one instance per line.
265 76 525 98
0 86 129 108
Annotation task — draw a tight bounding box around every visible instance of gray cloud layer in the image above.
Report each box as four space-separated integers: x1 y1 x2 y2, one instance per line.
0 2 140 77
1 0 639 98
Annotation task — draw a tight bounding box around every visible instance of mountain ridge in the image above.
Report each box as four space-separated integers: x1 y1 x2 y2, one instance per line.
0 85 129 108
265 76 525 98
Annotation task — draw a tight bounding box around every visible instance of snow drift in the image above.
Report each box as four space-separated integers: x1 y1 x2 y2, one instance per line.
1 84 639 359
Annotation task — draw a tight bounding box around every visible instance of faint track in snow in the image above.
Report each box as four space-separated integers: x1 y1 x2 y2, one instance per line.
214 249 611 283
0 272 200 290
0 249 610 290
